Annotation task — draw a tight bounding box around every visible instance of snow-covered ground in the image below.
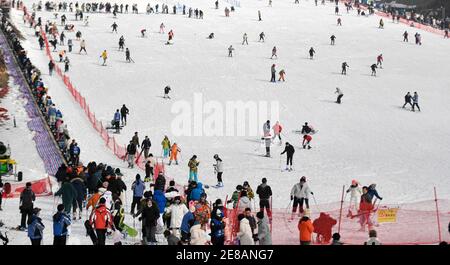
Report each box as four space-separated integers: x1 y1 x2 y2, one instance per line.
2 0 450 244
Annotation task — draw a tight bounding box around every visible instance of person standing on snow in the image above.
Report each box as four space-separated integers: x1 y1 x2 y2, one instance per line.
309 47 316 59
290 176 314 219
140 136 151 159
377 54 383 68
164 196 188 238
302 134 312 149
79 39 87 54
161 135 171 158
53 204 71 245
335 87 344 104
370 64 378 76
298 214 314 245
403 31 409 42
330 35 336 45
256 178 273 220
242 33 248 45
120 104 129 126
113 109 121 133
278 69 286 82
130 174 145 215
111 22 118 33
89 197 114 245
272 121 282 143
188 155 200 182
48 60 55 76
228 45 235 57
213 154 224 187
28 208 45 245
160 22 165 33
256 211 272 245
281 142 295 171
237 214 254 245
54 177 77 216
271 46 277 59
100 50 108 66
412 92 420 112
169 142 181 165
341 62 349 75
164 85 171 99
19 182 36 230
270 64 276 82
258 10 262 21
379 19 384 29
259 32 265 42
126 140 137 168
263 120 271 137
346 180 362 213
402 92 413 109
125 48 131 62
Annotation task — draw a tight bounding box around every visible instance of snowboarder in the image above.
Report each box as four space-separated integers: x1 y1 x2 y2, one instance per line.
402 92 413 109
242 33 248 45
403 31 409 42
167 30 174 44
111 22 118 33
281 142 295 171
79 39 87 54
113 109 121 133
278 69 286 82
272 121 282 143
412 92 420 112
377 54 383 68
290 176 314 219
259 32 265 42
271 46 277 59
100 50 108 66
188 155 200 182
335 87 343 104
169 142 181 165
164 85 171 99
120 104 129 126
370 64 378 76
270 64 276 82
256 178 272 220
213 154 224 187
341 62 349 75
302 134 312 149
228 45 234 57
330 35 336 45
309 47 315 59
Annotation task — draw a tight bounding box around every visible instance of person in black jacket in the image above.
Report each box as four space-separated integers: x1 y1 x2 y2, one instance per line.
152 173 166 192
280 142 295 171
139 199 160 245
120 104 129 126
19 183 36 230
127 141 137 168
141 136 151 159
301 122 312 134
256 178 273 220
55 164 67 184
402 92 413 109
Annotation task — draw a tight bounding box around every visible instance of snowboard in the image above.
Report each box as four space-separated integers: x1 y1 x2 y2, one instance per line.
121 223 138 237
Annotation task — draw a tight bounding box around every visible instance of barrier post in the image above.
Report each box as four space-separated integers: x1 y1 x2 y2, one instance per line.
338 185 345 234
433 187 442 242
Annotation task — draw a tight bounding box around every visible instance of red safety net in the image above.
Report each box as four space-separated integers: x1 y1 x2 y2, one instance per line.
2 176 53 198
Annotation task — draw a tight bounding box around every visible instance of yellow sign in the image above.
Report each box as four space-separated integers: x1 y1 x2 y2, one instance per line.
377 208 399 223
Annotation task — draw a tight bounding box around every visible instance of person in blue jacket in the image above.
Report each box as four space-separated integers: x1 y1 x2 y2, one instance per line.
113 109 121 133
190 182 204 201
210 209 225 245
130 174 145 215
180 206 195 242
367 184 382 202
53 204 71 245
153 189 167 215
28 208 45 245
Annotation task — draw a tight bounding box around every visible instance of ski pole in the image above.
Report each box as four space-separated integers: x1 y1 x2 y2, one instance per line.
312 194 321 213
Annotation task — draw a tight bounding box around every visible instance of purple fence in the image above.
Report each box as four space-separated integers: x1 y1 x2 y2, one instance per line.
0 31 64 176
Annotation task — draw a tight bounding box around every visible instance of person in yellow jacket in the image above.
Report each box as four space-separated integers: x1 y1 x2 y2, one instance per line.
161 135 171 158
100 50 108 66
169 142 181 165
188 155 199 182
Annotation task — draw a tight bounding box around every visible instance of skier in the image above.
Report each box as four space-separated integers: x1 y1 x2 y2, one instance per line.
161 135 171 158
53 204 71 245
89 197 113 245
337 17 342 26
79 39 87 54
242 33 248 45
228 45 234 57
290 176 314 219
188 155 200 182
414 32 422 45
213 154 224 187
271 46 277 59
140 136 151 159
270 64 276 82
377 54 383 68
141 29 146 37
111 109 121 133
341 62 349 75
330 35 336 45
160 23 165 33
64 57 70 72
403 31 408 42
256 178 272 220
335 5 339 15
280 142 295 171
259 32 265 42
412 92 420 112
335 87 343 104
309 47 316 59
258 10 262 21
379 19 384 29
120 104 129 126
48 60 55 76
301 122 313 134
272 121 282 143
370 64 378 76
99 50 108 66
346 180 362 213
208 32 215 39
125 48 132 62
167 30 174 44
169 142 181 165
118 36 125 51
19 182 36 230
302 134 312 149
28 208 45 245
111 22 118 33
67 38 73 52
127 140 137 168
402 92 413 109
162 85 172 99
358 186 375 231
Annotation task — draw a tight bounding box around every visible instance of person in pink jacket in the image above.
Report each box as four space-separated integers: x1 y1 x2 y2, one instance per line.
272 121 282 144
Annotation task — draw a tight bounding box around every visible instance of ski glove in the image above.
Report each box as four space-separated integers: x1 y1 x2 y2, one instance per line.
290 196 293 201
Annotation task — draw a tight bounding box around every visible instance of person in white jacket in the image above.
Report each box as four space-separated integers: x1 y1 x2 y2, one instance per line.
290 176 313 219
213 154 224 187
165 196 188 238
237 214 254 245
346 180 362 212
237 191 252 213
189 222 208 245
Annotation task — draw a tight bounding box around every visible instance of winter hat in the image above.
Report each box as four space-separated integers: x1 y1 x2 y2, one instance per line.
26 182 32 187
351 179 357 185
169 180 175 186
99 197 106 204
144 191 152 199
256 211 264 220
135 174 141 180
32 207 41 215
215 199 223 207
57 204 64 212
332 233 341 241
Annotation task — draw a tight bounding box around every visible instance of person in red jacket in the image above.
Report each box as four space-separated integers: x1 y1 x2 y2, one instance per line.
377 54 383 68
298 215 314 245
89 198 114 245
302 134 312 149
312 212 337 244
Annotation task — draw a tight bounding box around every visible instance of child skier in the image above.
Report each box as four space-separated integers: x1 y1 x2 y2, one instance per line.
302 134 312 149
